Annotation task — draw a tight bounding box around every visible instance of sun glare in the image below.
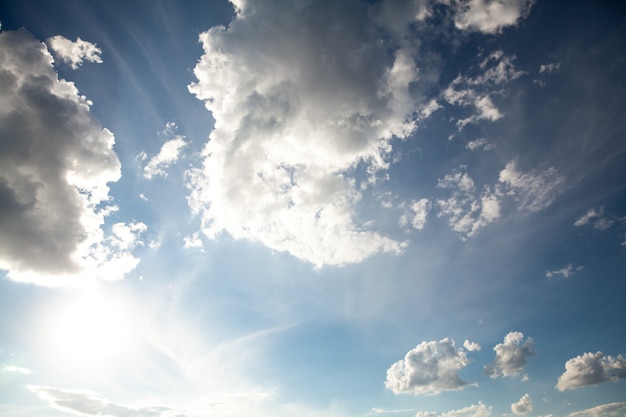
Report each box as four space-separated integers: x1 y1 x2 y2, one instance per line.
48 289 130 364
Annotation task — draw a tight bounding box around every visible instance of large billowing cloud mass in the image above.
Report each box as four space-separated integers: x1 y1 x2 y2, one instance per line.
0 30 142 286
385 338 475 395
484 331 535 378
556 352 626 391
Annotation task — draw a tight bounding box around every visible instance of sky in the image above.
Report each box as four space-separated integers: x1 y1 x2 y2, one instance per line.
0 0 625 416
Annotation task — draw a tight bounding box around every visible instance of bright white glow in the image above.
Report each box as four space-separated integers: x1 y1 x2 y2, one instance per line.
48 289 130 363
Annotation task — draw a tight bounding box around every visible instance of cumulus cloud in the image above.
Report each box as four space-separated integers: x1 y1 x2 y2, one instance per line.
143 123 188 179
0 29 141 286
187 0 464 268
511 394 533 415
450 0 535 34
545 264 583 279
385 338 475 395
499 161 565 212
556 352 626 391
46 35 102 69
568 402 626 417
484 331 535 378
28 385 185 417
464 340 481 352
436 167 501 239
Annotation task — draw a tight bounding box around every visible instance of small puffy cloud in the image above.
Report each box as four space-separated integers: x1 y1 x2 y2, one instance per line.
511 394 533 415
400 198 431 230
499 161 565 212
539 62 560 74
568 402 626 417
466 138 495 151
439 403 492 417
144 124 187 179
574 208 614 230
28 385 185 417
546 264 583 279
464 340 481 352
450 0 535 34
46 35 102 69
556 352 626 391
2 364 31 374
484 331 535 378
436 167 501 239
385 338 475 396
0 29 140 286
183 232 204 251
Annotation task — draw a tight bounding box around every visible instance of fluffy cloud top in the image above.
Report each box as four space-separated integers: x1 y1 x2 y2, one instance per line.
385 338 476 395
439 403 492 417
0 29 141 286
484 331 535 378
28 385 185 417
511 393 533 415
556 352 626 391
451 0 535 34
187 0 460 268
47 35 103 69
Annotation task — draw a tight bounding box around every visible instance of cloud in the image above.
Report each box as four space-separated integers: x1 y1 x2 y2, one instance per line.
466 138 495 151
484 331 535 378
539 62 560 74
511 394 533 415
464 340 481 352
144 123 188 179
556 352 626 391
183 232 204 251
46 35 102 69
568 403 626 417
385 338 475 395
439 403 492 417
0 29 141 286
187 0 462 268
400 198 431 230
574 208 614 230
498 161 565 212
28 385 185 417
546 264 583 279
436 167 501 239
2 364 31 374
450 0 535 34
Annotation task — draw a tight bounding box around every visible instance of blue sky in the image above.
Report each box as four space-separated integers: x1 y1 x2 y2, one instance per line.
1 0 625 416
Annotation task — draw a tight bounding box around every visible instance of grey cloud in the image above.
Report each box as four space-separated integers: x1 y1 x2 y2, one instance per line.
568 402 626 417
511 393 533 415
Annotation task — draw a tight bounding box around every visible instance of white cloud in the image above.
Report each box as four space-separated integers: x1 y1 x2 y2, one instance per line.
144 124 188 179
545 264 583 279
46 35 102 69
556 352 626 391
28 385 185 417
574 208 614 230
464 340 481 352
2 364 31 374
568 403 626 417
183 232 204 251
385 338 475 395
484 331 535 378
511 393 533 415
436 167 501 239
539 62 560 74
499 161 565 212
187 1 453 268
0 29 141 286
401 198 431 230
450 0 535 34
466 138 495 151
439 403 492 417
